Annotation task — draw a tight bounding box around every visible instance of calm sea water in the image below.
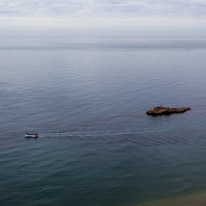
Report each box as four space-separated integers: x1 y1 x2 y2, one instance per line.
1 34 206 206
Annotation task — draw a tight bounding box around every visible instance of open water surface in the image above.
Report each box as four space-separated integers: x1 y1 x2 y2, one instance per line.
1 34 206 206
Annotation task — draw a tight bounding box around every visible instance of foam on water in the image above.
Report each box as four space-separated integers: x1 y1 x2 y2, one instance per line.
40 128 170 138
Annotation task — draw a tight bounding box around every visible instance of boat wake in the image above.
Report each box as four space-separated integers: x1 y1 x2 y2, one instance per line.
40 128 171 139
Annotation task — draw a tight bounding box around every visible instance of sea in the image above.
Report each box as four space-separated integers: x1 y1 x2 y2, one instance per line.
1 31 206 206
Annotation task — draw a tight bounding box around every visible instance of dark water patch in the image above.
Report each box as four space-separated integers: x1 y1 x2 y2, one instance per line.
1 39 206 51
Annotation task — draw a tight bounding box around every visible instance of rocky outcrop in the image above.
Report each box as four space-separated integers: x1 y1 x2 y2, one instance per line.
146 106 190 116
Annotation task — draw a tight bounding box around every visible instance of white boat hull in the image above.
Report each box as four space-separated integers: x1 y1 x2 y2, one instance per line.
25 134 38 138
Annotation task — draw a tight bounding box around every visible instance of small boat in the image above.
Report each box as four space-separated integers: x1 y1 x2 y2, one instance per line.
25 132 39 138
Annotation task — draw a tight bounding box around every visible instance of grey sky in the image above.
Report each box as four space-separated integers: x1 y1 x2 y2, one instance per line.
1 0 206 27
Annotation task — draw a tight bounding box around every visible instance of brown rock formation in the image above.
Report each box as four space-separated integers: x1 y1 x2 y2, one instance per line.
146 106 190 116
